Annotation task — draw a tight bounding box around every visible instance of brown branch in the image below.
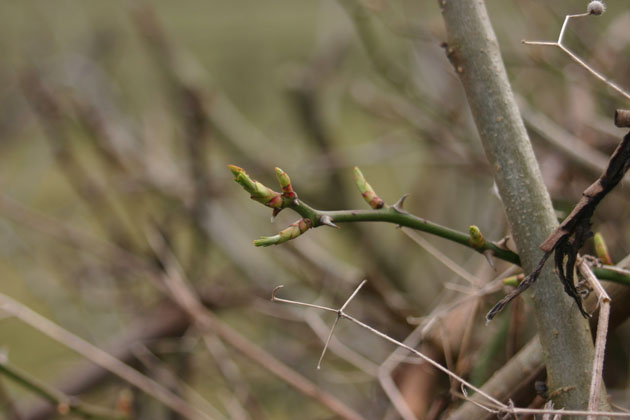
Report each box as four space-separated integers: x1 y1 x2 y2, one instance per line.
615 110 630 128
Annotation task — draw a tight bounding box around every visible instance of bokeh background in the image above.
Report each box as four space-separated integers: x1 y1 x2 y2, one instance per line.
0 1 629 419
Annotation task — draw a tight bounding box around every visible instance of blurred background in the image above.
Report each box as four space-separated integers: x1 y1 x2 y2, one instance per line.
0 1 629 419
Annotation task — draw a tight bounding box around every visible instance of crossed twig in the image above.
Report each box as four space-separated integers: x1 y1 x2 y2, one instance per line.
523 5 630 102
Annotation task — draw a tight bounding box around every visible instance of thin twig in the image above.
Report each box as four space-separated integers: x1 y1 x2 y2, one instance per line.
517 95 609 178
522 11 630 102
273 283 630 419
400 227 481 286
317 280 366 369
578 261 611 420
303 312 379 376
271 283 506 410
378 324 425 420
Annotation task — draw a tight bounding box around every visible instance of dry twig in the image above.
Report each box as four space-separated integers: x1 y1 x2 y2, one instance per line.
272 282 630 419
578 261 611 419
523 9 630 102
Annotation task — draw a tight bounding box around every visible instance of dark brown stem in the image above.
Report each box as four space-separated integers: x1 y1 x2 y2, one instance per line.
614 109 630 128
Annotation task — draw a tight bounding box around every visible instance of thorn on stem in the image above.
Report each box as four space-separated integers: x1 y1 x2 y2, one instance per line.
483 250 496 270
271 208 282 223
319 215 339 229
392 194 410 214
497 236 514 252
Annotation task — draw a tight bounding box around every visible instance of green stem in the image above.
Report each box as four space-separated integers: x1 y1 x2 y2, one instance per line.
592 266 630 286
288 202 630 286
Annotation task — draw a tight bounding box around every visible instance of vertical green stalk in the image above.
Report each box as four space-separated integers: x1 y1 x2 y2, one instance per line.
438 1 606 414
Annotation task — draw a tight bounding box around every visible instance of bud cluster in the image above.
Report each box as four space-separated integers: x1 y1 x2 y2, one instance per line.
229 165 284 208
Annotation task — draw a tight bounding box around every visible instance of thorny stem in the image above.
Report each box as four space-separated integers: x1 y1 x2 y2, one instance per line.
289 200 520 264
231 166 630 286
286 200 630 286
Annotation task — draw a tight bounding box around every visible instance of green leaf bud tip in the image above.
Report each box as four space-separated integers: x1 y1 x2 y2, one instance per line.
275 167 297 200
228 164 243 177
228 165 283 208
254 235 281 247
468 225 486 249
594 232 613 265
353 166 384 209
253 218 312 247
502 274 525 287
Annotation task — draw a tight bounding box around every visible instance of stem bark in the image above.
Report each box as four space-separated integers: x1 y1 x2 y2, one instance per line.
438 1 607 414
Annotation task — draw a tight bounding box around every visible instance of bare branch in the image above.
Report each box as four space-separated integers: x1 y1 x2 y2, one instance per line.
273 283 630 419
523 11 630 102
271 283 506 410
578 262 611 419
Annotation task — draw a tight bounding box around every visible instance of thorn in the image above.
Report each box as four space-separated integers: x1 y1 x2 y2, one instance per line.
293 198 300 206
271 208 282 223
317 316 341 370
271 285 284 301
392 194 410 214
497 235 514 251
483 250 496 271
320 215 339 229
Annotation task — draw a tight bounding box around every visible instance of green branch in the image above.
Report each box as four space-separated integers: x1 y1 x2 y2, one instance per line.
229 165 630 287
290 202 521 265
